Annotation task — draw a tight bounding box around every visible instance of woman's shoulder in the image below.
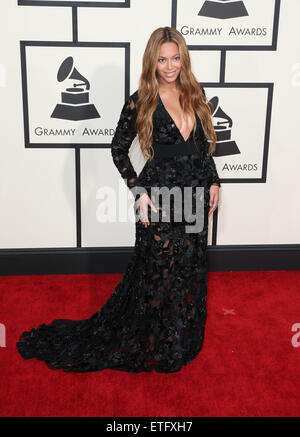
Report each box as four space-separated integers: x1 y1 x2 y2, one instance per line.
198 82 206 96
129 89 139 104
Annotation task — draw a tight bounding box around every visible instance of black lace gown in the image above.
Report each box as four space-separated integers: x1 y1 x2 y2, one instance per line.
16 85 221 373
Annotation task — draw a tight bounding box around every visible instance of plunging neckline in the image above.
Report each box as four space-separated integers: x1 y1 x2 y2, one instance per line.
158 92 194 143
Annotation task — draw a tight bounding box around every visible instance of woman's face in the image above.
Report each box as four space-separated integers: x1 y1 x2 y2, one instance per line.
156 41 182 85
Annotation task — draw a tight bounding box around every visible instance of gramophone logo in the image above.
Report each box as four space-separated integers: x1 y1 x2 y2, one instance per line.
51 56 100 121
209 96 240 157
199 0 249 19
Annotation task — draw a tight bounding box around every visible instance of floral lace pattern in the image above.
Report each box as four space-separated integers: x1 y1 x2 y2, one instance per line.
16 85 221 373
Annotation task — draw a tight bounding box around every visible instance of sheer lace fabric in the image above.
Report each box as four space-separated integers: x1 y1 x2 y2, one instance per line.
16 85 221 373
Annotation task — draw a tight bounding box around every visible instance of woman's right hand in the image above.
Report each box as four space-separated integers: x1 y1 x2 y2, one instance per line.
137 193 158 228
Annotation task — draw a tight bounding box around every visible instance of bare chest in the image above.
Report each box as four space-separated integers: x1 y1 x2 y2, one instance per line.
159 93 194 142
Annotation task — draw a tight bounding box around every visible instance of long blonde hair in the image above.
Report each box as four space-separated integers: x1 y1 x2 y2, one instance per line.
135 26 217 161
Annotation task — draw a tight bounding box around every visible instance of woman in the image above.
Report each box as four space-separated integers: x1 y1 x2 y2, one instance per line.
16 27 221 373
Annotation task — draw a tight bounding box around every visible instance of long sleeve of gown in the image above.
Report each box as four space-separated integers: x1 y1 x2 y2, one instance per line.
200 84 221 188
111 95 146 200
205 144 221 187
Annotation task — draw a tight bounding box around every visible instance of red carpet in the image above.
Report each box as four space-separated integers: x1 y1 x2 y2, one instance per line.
0 270 299 417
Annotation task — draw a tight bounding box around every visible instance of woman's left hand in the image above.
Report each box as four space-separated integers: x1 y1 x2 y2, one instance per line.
208 185 220 217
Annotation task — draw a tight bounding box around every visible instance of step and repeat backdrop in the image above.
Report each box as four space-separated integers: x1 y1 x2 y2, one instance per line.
0 0 299 250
